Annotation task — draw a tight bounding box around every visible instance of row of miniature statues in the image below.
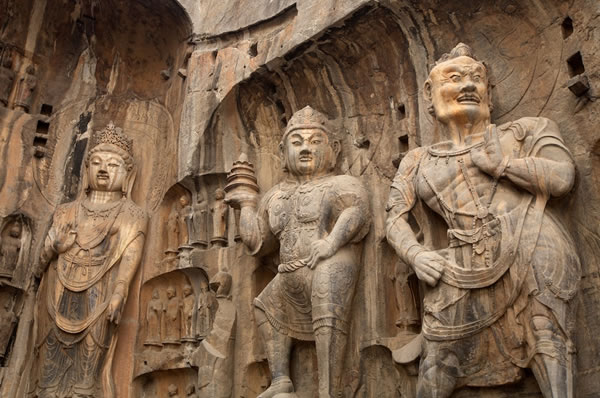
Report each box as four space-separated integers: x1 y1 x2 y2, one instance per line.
165 383 197 398
0 46 36 112
27 43 580 398
145 282 218 346
165 189 232 256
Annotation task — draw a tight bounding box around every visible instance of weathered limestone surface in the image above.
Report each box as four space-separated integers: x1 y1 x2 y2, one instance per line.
0 0 600 397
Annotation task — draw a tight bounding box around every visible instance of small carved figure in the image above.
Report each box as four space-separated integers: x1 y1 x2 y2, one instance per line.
0 219 23 279
181 284 195 342
166 204 180 253
177 196 191 247
167 384 180 398
191 193 209 249
181 196 194 246
0 299 16 361
163 286 181 344
145 289 163 346
185 384 197 398
386 44 580 398
13 65 36 112
0 55 15 107
195 281 217 340
225 106 371 398
210 188 228 247
34 122 147 397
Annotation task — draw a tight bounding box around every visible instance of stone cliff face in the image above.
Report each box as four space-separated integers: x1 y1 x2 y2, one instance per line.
0 0 599 397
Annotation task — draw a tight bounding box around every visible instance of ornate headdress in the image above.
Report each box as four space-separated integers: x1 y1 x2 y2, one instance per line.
282 106 333 142
90 122 134 157
80 121 137 199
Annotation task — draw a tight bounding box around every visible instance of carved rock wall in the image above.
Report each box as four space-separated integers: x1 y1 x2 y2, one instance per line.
0 0 600 397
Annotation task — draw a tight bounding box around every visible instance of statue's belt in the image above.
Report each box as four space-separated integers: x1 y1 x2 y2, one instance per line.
62 251 107 267
278 259 306 273
447 218 500 247
436 199 529 291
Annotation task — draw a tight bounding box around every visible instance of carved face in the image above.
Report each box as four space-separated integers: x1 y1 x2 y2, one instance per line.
426 56 491 126
8 221 22 238
166 287 176 298
179 196 189 207
283 128 337 177
88 151 128 192
183 285 192 296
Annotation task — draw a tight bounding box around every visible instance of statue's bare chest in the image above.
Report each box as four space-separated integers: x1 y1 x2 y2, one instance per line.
417 155 497 224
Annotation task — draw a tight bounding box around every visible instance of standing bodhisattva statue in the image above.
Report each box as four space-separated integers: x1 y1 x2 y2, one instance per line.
225 106 370 398
386 44 580 397
32 123 147 397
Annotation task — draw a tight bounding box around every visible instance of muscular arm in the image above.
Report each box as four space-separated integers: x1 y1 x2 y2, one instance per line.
473 120 576 198
503 145 575 197
386 212 424 266
385 149 447 286
325 205 368 252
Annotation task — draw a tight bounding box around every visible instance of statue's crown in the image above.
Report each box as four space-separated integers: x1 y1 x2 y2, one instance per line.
283 106 332 140
91 122 133 156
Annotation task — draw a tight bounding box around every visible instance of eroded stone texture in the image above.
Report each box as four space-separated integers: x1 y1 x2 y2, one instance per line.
1 0 600 397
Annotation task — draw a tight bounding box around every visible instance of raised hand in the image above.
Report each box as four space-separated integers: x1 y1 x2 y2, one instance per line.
53 223 77 253
471 124 505 178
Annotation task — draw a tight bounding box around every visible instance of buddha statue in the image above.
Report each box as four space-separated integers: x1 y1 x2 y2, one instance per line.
33 122 147 397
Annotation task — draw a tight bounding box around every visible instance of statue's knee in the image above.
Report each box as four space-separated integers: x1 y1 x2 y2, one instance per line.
418 351 459 398
254 307 268 327
420 350 460 379
531 315 561 343
532 315 554 332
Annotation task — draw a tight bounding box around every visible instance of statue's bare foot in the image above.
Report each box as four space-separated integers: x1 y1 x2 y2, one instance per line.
258 376 294 398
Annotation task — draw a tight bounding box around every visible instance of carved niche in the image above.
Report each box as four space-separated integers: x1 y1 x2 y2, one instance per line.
0 216 25 281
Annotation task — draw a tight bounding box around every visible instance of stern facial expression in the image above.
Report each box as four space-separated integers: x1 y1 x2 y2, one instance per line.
284 128 336 178
88 151 128 192
426 56 491 126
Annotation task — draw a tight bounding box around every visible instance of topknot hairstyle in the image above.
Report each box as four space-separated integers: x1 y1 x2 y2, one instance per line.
432 43 479 69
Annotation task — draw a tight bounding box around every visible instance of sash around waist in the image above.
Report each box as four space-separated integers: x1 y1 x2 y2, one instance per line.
436 199 530 290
